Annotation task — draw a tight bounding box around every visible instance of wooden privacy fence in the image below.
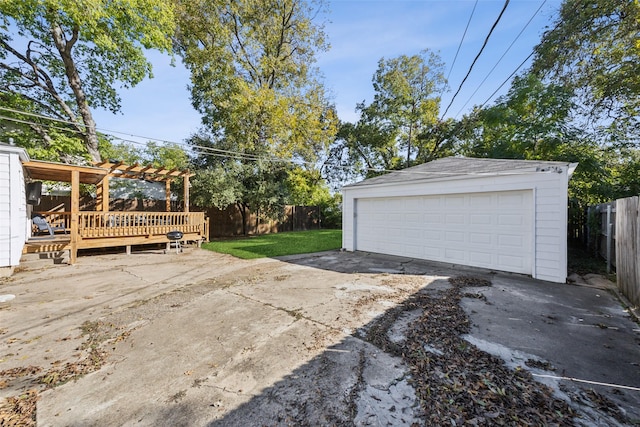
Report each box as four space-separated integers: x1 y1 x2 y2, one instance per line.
587 202 616 272
615 196 639 307
38 195 321 239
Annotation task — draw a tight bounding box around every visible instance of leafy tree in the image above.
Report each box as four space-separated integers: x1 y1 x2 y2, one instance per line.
532 0 640 146
0 0 176 161
174 0 336 163
329 119 402 182
188 131 291 234
326 51 446 185
175 0 337 227
360 50 446 167
456 74 612 206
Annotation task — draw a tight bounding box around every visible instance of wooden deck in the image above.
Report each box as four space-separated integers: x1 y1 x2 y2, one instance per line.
24 211 209 257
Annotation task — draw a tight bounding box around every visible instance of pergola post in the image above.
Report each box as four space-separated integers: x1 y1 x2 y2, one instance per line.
165 180 171 212
96 177 110 211
70 170 80 264
183 175 190 213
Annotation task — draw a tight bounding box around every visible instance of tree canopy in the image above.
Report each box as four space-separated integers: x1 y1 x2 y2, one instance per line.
0 0 176 161
326 50 446 185
174 0 335 162
532 0 640 146
175 0 337 224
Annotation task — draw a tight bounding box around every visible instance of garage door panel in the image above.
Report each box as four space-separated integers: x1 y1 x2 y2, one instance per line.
469 194 493 208
498 254 526 269
445 196 465 208
424 230 442 241
469 251 493 265
445 214 465 225
355 191 532 275
470 214 493 225
499 192 527 205
470 232 493 245
498 234 525 248
424 213 442 224
498 214 525 226
445 231 465 243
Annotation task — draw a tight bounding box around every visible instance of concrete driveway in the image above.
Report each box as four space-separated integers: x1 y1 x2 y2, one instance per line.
0 248 638 425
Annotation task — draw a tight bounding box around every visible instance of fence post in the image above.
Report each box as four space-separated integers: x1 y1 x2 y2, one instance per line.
606 204 612 274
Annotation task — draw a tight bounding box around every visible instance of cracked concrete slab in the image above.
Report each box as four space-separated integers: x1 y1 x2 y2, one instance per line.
1 248 638 425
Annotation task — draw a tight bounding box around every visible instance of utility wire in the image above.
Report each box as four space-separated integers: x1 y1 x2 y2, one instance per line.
1 107 561 179
442 0 478 94
478 50 534 109
440 0 511 119
478 0 571 109
454 0 547 118
0 112 547 179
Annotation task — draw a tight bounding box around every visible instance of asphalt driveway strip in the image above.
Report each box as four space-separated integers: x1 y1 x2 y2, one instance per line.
0 248 638 426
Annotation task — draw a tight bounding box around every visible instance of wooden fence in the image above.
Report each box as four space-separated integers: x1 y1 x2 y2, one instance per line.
37 195 321 239
587 202 617 272
615 196 639 307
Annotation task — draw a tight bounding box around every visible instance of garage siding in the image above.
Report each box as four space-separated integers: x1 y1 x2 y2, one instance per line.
343 165 572 283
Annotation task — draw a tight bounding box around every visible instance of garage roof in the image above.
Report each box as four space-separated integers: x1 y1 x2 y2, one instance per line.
344 157 573 188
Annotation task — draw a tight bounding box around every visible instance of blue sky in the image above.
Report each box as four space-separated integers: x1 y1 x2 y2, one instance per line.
92 0 562 146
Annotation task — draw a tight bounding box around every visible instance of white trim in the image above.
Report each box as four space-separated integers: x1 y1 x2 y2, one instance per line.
531 186 537 279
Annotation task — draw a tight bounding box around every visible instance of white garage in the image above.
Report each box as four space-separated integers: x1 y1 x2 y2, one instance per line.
342 157 577 283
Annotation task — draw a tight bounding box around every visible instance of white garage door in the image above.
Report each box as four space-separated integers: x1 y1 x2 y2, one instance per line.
354 190 533 274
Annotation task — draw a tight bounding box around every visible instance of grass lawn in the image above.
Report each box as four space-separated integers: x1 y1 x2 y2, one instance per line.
202 229 342 259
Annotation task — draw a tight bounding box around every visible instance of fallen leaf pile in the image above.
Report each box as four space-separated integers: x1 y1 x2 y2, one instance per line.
0 324 112 425
0 389 37 427
363 275 577 426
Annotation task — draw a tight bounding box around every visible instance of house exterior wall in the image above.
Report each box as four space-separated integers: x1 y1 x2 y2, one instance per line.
0 145 29 269
342 166 573 283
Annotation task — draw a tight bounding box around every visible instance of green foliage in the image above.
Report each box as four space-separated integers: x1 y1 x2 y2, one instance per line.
455 73 632 208
365 50 446 166
99 140 189 170
174 0 336 163
202 229 342 259
176 0 337 226
145 142 190 171
188 132 290 225
326 51 446 185
0 0 176 160
532 0 640 146
285 167 342 227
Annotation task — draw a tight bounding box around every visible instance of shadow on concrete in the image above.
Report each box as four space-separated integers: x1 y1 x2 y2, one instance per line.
143 250 640 425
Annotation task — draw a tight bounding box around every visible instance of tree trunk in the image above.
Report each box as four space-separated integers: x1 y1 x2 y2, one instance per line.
238 202 247 235
50 23 101 162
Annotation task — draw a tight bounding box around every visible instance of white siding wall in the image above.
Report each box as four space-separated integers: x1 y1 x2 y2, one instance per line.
0 152 11 266
0 146 28 268
342 167 571 283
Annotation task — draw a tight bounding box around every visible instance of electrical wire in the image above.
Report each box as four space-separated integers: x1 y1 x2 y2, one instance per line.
0 107 563 179
442 0 478 95
454 0 547 118
474 0 572 110
440 0 511 119
478 50 534 109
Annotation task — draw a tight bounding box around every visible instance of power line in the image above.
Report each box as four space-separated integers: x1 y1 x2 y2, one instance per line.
454 0 547 118
478 0 572 110
440 0 511 119
478 50 535 109
1 107 555 179
442 0 478 93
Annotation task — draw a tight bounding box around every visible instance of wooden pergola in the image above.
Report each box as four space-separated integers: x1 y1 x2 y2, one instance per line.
22 160 208 263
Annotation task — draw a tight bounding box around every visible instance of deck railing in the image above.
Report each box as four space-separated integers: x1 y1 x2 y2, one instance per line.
35 211 207 240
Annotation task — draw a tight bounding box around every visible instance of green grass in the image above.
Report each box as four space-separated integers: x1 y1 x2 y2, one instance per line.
202 229 342 259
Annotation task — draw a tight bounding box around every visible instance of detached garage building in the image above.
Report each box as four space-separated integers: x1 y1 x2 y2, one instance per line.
342 157 577 283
